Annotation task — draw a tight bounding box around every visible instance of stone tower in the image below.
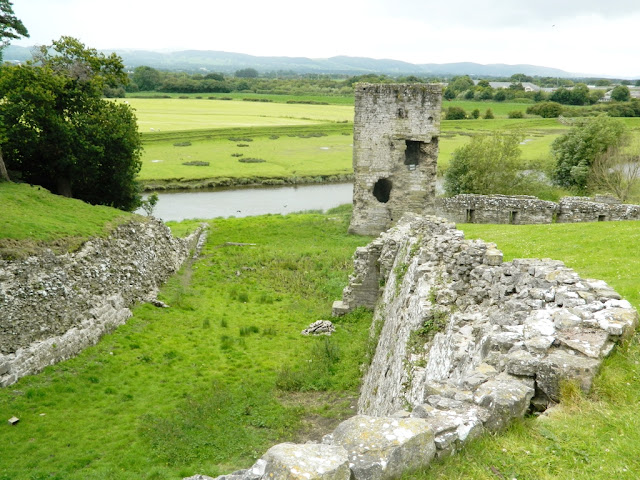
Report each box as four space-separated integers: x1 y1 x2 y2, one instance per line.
348 83 442 236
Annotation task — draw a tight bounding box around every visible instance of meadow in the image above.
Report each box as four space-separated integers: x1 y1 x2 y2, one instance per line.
128 96 586 189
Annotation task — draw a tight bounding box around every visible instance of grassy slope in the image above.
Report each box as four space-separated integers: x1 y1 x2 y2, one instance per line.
404 221 640 480
0 182 133 259
0 208 373 480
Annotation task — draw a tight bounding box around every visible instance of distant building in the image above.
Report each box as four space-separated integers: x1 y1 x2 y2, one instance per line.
473 81 541 92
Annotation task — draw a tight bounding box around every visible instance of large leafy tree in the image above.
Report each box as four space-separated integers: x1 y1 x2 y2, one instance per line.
0 37 143 210
0 0 28 181
551 116 628 192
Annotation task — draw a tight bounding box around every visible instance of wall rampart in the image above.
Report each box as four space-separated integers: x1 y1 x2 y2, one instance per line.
0 219 205 387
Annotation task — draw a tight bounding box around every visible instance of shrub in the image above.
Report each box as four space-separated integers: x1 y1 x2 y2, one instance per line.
182 161 210 166
446 106 467 120
508 110 524 119
527 101 563 118
238 158 266 163
444 131 529 196
483 108 494 119
471 109 480 119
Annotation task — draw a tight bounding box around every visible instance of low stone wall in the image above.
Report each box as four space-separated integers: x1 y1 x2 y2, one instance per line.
190 215 636 480
0 218 205 387
435 194 640 224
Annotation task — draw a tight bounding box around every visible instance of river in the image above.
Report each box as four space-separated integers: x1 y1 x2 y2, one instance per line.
143 183 354 221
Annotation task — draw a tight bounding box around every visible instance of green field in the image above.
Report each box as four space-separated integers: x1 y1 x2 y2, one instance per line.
129 98 581 189
119 98 354 133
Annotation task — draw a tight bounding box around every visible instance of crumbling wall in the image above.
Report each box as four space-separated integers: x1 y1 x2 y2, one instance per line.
0 219 206 387
196 215 636 480
348 83 442 236
436 194 640 225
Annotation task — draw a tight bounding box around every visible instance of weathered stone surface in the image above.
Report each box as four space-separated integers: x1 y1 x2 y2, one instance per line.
343 214 635 422
329 415 436 480
260 443 350 480
536 350 601 402
0 219 206 387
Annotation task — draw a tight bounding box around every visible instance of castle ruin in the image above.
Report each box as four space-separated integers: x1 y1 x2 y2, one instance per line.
348 83 442 235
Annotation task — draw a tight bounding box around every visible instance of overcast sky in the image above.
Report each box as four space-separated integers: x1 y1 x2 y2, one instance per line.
10 0 640 78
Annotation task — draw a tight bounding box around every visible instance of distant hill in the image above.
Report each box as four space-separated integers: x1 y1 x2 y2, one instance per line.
3 45 577 78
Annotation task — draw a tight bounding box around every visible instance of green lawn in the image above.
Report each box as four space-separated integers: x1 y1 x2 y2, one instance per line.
0 182 133 259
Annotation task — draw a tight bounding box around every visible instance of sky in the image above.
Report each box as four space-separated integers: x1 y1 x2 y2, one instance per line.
10 0 640 78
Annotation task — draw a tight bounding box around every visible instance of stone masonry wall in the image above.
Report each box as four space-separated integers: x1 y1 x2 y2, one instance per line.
193 215 636 480
436 194 640 225
348 83 442 236
0 218 205 387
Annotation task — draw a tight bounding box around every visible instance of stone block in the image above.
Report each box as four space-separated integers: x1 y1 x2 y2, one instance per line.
473 374 534 431
330 415 435 480
536 350 600 402
260 443 350 480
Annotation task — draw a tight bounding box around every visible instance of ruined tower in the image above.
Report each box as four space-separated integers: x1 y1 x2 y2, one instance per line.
348 83 442 236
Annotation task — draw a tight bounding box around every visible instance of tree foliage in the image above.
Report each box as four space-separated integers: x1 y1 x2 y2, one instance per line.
133 66 161 91
0 0 28 60
0 37 142 210
444 132 529 196
551 116 628 192
610 85 631 102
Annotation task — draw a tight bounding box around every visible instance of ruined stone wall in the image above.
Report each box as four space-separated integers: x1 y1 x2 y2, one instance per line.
436 194 640 225
348 83 442 236
0 219 205 387
195 215 636 480
557 197 640 223
435 194 557 224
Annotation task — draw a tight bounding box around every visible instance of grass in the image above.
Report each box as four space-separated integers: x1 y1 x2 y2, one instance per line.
118 98 354 133
402 221 640 480
139 131 354 187
0 182 134 259
125 96 640 188
0 208 373 480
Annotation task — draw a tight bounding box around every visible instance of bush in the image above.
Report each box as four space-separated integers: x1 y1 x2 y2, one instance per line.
483 108 494 119
182 161 210 166
238 158 266 163
527 101 563 118
508 110 524 119
444 131 534 196
471 109 480 119
446 106 467 120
